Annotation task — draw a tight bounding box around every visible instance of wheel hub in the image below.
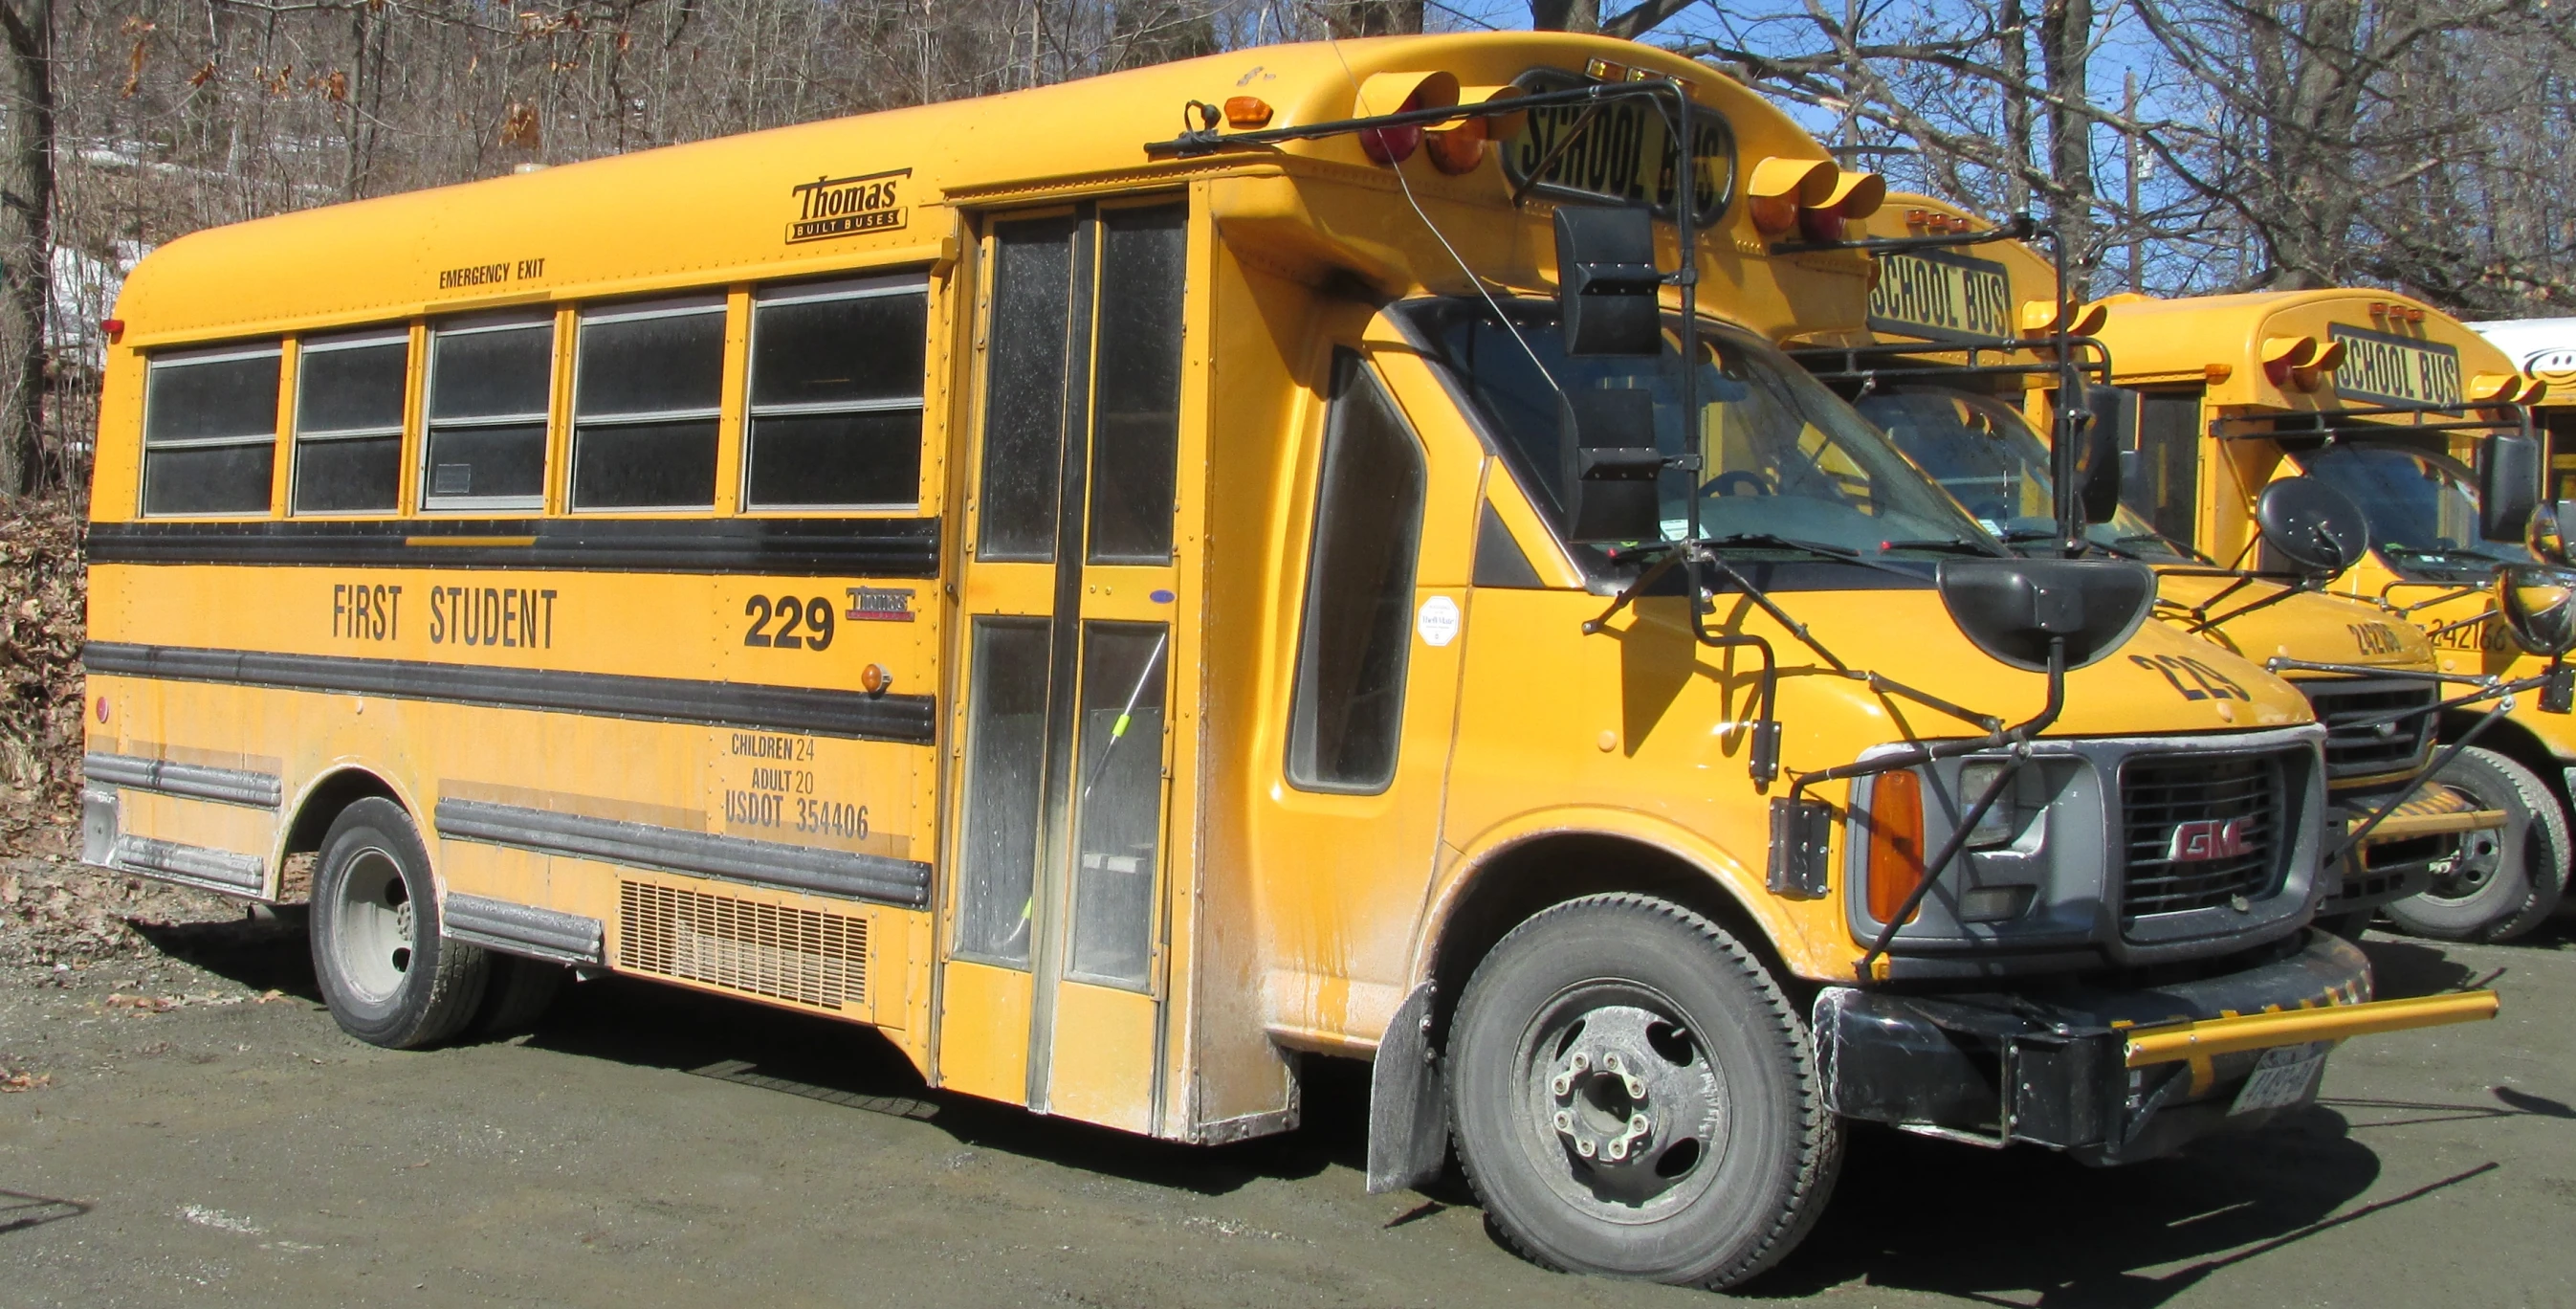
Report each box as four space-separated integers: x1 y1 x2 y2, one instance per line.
1538 1005 1718 1207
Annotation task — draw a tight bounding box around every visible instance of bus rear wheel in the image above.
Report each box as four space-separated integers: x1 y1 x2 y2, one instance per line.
2384 747 2569 943
310 798 491 1048
1446 893 1840 1291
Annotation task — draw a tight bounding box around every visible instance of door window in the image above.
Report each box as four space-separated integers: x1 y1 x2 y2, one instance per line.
1287 353 1426 794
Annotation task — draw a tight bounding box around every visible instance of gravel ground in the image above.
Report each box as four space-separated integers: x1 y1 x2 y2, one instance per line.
3 857 2573 1308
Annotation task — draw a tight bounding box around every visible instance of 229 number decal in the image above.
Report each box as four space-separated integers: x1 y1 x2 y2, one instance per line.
743 594 837 651
2130 654 2251 701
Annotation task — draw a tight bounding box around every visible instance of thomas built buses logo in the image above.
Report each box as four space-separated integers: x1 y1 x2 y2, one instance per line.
788 167 909 244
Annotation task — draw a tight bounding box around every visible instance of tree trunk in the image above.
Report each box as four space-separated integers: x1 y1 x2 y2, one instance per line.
0 0 50 499
2037 0 2094 289
1998 0 2031 213
1531 0 1601 33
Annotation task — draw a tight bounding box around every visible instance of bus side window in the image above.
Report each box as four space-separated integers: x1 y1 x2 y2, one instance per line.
572 296 725 510
424 314 553 510
745 273 929 510
1086 206 1186 564
2129 388 2202 546
292 330 407 514
1286 352 1426 795
141 343 281 516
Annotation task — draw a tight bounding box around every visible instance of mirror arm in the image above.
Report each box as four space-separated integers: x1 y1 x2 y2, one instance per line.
1684 553 1785 788
2184 576 2314 635
1692 546 1851 673
1578 548 1683 635
1850 638 2067 981
2263 657 2499 687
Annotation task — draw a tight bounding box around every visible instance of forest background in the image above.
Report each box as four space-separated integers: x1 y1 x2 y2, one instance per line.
0 0 2565 845
0 0 2566 496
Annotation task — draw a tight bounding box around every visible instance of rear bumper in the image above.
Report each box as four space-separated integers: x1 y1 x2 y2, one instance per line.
1816 932 2497 1164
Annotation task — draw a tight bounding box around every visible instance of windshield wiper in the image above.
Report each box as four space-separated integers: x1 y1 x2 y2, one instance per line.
1699 532 1860 559
1877 537 2001 556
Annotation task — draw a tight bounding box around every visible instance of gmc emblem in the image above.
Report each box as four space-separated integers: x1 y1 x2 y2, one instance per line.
2167 818 2253 863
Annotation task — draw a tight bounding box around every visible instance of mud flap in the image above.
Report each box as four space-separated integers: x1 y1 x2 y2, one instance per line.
1366 983 1447 1194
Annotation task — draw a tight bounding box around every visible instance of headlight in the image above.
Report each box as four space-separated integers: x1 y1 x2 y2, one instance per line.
1957 761 2022 848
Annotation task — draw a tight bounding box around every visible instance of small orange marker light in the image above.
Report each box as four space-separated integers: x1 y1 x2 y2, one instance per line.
860 663 892 695
1222 97 1272 128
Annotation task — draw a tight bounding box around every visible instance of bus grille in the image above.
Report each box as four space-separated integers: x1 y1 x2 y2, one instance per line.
618 880 867 1010
2299 677 2436 782
2120 753 2289 917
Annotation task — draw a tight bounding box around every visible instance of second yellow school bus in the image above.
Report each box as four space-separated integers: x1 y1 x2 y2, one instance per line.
82 33 2498 1288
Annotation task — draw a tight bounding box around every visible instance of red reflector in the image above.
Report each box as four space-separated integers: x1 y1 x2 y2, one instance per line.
101 318 124 344
1359 91 1425 166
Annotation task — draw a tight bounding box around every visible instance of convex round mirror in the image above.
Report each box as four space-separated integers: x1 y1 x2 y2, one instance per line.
1937 557 2157 672
2255 477 2368 577
2495 564 2576 656
2528 502 2571 568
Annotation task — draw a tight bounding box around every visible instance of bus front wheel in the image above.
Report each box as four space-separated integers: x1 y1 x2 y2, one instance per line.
2384 747 2568 943
310 797 491 1048
1446 893 1840 1290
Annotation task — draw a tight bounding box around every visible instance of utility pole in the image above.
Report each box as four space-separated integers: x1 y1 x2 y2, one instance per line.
2125 71 2143 293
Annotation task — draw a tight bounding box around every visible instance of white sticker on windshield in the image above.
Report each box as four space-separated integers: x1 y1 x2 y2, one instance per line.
1417 594 1461 648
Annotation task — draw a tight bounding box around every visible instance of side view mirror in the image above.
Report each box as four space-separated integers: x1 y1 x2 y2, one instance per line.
2067 384 2136 525
2495 564 2576 656
2530 501 2571 567
2477 433 2541 543
2255 476 2368 578
1553 207 1662 357
1559 388 1664 544
1937 557 2156 672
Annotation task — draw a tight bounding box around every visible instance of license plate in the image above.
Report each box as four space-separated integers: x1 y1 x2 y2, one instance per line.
2230 1041 2331 1115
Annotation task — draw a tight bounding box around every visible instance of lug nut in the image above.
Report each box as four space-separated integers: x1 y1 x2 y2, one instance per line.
1553 1110 1574 1132
1575 1138 1596 1158
1623 1075 1645 1099
1569 1053 1590 1073
1551 1072 1573 1097
1606 1140 1628 1161
1603 1053 1625 1074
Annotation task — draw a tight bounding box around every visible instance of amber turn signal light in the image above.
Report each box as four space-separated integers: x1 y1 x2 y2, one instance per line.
1866 769 1926 926
860 663 892 695
1222 97 1272 128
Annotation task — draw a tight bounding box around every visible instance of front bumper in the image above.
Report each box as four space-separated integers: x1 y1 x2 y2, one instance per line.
1816 932 2497 1165
2325 783 2505 916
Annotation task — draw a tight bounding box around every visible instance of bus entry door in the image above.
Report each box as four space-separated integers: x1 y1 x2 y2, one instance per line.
939 201 1189 1133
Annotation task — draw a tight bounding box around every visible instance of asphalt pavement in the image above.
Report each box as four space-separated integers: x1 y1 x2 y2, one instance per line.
3 911 2572 1308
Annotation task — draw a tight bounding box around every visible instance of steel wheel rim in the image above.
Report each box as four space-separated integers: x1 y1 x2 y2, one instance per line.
1509 981 1728 1224
2425 826 2507 902
331 847 415 1005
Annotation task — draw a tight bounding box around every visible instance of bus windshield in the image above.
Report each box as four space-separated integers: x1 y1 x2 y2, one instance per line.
2295 441 2529 580
1401 299 2003 563
1856 386 2192 563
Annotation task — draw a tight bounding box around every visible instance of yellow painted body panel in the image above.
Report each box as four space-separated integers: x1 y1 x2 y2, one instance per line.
2088 289 2576 765
87 37 2339 1146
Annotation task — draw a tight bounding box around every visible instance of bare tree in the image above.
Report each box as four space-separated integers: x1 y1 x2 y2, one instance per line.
0 0 49 497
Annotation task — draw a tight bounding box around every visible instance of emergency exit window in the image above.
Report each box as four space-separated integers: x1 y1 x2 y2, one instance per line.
424 314 553 509
571 296 725 510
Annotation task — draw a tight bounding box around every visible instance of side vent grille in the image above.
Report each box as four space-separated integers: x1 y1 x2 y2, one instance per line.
618 880 868 1011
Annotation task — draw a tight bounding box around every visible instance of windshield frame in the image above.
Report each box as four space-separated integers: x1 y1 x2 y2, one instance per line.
1849 381 2199 565
2290 435 2534 583
1390 296 2008 583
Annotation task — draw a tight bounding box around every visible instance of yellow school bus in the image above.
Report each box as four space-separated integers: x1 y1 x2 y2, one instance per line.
2092 291 2574 941
80 33 2499 1289
2469 318 2576 499
1805 195 2505 933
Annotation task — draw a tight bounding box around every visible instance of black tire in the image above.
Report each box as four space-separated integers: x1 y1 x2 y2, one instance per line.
472 954 568 1037
309 797 490 1048
1446 893 1840 1290
2384 747 2570 943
